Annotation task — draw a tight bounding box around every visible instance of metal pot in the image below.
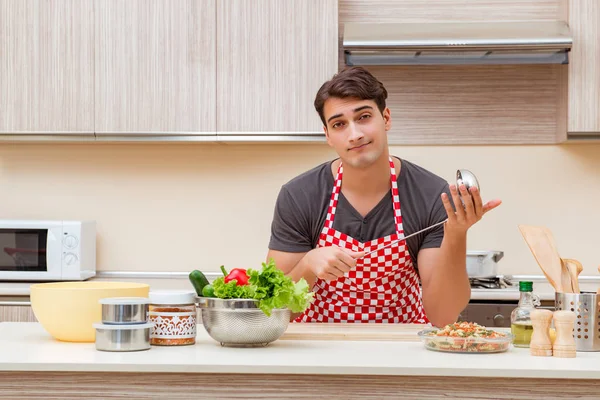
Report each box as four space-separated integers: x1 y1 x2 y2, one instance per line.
466 250 504 278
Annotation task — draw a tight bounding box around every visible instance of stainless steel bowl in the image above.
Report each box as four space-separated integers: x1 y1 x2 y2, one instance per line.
93 322 153 352
196 297 291 347
100 297 149 324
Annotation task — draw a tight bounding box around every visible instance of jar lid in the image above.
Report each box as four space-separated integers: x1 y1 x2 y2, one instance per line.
99 297 150 305
149 290 196 305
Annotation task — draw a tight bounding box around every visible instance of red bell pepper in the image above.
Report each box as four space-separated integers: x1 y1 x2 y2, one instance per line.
220 265 250 286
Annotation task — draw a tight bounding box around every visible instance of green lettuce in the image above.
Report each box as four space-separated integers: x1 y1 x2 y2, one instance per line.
212 259 314 317
212 277 255 299
247 259 314 316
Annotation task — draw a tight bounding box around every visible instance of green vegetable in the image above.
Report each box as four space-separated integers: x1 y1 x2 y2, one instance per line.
211 258 314 317
189 269 210 296
247 259 313 316
212 276 255 299
202 284 215 297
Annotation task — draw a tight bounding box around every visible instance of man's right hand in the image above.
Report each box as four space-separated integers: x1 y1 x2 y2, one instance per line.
304 246 365 281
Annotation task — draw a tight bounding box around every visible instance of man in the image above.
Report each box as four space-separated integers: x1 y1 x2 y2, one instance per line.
267 67 501 326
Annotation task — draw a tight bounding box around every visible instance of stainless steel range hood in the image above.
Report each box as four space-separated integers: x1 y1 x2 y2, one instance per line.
343 21 572 66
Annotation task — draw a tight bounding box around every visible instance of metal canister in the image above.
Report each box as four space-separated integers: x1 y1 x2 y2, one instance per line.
555 292 600 351
100 297 150 324
92 322 153 352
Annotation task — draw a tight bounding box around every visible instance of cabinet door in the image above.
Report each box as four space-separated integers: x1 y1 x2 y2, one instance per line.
217 0 338 136
377 64 567 145
568 0 600 134
0 305 37 322
95 0 216 137
0 0 94 135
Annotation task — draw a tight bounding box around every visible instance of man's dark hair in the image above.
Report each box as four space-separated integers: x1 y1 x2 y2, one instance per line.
314 66 388 126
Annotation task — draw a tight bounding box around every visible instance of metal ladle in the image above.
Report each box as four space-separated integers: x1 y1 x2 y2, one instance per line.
456 169 480 199
361 169 480 257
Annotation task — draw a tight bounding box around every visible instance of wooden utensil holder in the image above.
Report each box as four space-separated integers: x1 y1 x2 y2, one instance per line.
555 292 600 352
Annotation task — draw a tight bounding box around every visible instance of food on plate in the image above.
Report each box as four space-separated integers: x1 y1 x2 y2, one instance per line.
418 322 513 353
190 259 314 317
430 321 506 338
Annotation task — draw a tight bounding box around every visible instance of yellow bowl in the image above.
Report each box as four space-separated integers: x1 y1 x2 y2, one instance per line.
30 281 150 342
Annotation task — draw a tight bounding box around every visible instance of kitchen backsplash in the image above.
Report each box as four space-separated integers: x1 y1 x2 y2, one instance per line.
0 142 598 277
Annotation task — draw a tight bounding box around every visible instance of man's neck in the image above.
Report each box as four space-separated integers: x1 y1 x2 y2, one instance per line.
342 153 395 195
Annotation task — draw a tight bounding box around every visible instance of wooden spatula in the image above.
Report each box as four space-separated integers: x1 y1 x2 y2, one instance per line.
562 258 583 293
518 225 567 293
542 227 573 293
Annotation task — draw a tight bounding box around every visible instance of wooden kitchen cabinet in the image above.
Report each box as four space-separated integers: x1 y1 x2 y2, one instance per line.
0 304 37 322
0 0 94 136
216 0 338 136
340 0 570 145
371 64 568 145
568 0 600 134
94 0 216 137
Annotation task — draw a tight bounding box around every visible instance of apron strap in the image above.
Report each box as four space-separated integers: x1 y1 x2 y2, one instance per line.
388 157 404 234
324 162 343 229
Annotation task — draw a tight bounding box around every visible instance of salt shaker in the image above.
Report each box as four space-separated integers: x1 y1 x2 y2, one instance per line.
553 310 576 358
529 309 553 357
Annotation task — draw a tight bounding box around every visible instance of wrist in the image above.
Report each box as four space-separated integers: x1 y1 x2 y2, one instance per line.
299 250 316 277
442 229 467 250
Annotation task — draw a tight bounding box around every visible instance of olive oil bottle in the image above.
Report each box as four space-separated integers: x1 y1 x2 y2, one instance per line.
510 281 540 348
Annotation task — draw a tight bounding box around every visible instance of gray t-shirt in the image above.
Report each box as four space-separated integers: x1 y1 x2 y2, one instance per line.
268 156 454 271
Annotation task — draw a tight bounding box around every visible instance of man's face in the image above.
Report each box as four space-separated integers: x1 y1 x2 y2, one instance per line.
322 97 391 169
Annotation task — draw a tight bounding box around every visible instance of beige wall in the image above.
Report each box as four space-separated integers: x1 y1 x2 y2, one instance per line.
0 142 599 277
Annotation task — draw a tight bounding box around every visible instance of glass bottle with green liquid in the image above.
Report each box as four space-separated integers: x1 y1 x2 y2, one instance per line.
510 281 540 347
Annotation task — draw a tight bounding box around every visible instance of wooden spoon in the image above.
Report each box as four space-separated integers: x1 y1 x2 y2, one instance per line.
562 258 583 293
518 225 566 293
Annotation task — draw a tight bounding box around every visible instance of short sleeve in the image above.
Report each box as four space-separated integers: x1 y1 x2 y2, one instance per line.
268 186 313 253
420 183 453 250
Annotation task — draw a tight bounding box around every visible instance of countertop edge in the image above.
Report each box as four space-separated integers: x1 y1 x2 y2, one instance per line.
0 363 599 379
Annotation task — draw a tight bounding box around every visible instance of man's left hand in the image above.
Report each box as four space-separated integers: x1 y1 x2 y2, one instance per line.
441 184 502 236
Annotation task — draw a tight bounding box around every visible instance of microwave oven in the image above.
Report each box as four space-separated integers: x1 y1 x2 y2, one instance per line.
0 220 96 281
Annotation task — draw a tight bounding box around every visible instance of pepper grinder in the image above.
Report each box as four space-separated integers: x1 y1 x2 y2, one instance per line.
529 309 553 356
553 310 577 358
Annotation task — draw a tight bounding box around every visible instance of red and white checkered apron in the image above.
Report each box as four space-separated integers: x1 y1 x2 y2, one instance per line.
296 157 429 323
